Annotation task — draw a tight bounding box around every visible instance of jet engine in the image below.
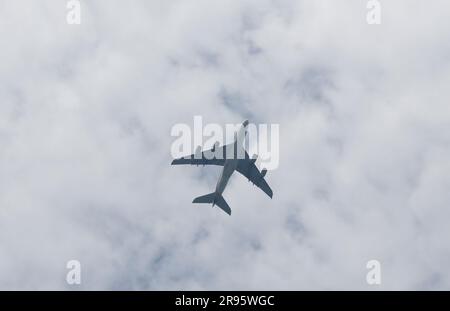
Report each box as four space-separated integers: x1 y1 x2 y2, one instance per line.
212 141 220 152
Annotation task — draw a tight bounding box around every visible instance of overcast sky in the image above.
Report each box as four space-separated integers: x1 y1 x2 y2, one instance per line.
0 0 450 290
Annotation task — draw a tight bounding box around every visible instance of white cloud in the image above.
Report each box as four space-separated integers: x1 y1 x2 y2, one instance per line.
0 0 449 290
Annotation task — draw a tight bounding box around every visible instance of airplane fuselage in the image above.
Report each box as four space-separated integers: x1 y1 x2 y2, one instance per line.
215 158 238 196
212 120 249 203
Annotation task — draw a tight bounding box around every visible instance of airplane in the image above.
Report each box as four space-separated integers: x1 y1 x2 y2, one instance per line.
171 120 273 215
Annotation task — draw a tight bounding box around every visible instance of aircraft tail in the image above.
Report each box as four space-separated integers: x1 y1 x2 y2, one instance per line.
193 192 231 215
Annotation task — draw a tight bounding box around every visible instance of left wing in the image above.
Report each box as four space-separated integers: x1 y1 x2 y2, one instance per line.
236 154 273 198
171 143 229 167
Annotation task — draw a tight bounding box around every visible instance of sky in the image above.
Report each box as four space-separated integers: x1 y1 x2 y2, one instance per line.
0 0 450 290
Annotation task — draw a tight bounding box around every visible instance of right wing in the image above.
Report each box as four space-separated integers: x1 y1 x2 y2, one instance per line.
236 153 273 198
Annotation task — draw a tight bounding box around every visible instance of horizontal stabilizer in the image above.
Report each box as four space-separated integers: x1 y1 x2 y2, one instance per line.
193 192 231 215
193 192 216 204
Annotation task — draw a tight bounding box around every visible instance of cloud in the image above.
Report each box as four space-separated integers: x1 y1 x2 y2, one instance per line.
0 0 449 290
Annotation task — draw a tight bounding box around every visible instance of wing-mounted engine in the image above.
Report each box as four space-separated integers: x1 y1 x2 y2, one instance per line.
211 141 220 152
261 168 267 177
250 168 267 185
251 154 258 163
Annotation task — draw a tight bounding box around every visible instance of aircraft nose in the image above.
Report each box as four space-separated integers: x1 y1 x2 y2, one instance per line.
242 120 249 127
